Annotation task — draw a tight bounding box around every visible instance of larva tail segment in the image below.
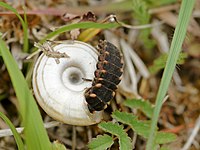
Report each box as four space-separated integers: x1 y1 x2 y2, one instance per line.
85 91 107 112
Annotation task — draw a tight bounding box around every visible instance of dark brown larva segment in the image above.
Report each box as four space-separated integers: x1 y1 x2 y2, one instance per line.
85 40 123 112
86 93 105 108
97 61 122 75
95 68 121 85
93 78 117 90
88 101 105 111
99 52 123 67
90 85 115 102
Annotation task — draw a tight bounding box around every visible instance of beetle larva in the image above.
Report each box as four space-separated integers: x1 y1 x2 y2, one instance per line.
85 40 123 112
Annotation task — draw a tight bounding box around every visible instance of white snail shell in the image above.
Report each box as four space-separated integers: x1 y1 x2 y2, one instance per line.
32 40 103 126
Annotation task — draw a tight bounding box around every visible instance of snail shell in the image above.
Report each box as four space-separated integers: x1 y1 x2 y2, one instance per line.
32 40 103 126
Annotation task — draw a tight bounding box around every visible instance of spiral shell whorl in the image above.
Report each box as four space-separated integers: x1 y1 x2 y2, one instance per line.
32 40 103 126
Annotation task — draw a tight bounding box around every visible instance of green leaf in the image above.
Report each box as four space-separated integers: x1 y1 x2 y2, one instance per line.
98 122 132 150
160 146 170 150
0 2 28 52
132 0 155 49
149 53 187 74
0 112 24 149
132 0 150 24
147 0 177 8
112 111 150 138
112 111 177 145
88 134 114 150
155 132 177 144
0 38 51 149
52 141 67 150
124 99 154 118
152 144 160 150
78 28 101 42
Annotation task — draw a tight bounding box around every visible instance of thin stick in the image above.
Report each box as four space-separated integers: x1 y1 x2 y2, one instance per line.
181 115 200 150
105 14 164 30
120 39 138 95
72 126 76 150
0 121 60 138
26 41 69 64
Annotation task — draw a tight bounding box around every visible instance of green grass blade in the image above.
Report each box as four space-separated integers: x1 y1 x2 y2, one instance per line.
0 2 29 52
41 22 118 43
22 5 29 51
0 38 51 149
0 112 24 149
146 0 196 149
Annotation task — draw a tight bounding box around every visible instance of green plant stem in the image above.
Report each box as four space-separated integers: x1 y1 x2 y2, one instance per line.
146 0 196 149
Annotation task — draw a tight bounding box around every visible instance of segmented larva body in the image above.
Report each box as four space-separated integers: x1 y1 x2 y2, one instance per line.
85 40 123 112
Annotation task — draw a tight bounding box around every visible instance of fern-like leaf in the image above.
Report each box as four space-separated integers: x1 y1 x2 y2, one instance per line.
132 0 155 49
147 0 177 8
132 0 150 24
160 146 170 150
98 122 132 150
88 134 114 150
112 111 150 138
112 111 177 144
149 52 187 74
155 132 177 144
124 99 154 118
